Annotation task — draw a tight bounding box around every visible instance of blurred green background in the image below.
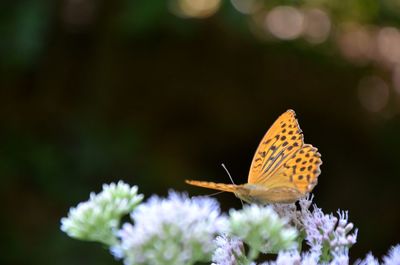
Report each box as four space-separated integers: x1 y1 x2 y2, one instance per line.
1 0 400 264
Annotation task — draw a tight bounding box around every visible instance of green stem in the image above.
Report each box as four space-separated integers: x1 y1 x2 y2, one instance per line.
247 247 260 262
297 230 306 252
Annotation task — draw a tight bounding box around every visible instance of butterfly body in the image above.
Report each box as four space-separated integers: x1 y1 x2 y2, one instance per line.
186 110 322 204
241 183 305 204
185 181 304 203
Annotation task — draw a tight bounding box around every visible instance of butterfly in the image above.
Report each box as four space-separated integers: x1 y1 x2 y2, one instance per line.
186 109 322 204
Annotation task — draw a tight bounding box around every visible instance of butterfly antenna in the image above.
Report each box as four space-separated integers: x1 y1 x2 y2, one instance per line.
221 163 236 185
221 163 244 207
206 191 225 197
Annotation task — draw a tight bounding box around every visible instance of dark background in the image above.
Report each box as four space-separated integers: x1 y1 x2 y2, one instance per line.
1 1 400 264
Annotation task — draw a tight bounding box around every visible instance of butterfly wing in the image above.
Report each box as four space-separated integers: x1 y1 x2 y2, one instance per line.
261 144 322 194
185 180 240 193
248 109 304 185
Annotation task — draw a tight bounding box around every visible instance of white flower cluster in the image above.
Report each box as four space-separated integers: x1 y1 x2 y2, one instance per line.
259 249 348 265
271 196 358 262
113 192 226 265
357 245 400 265
265 243 400 265
228 204 298 259
212 235 246 265
60 181 143 245
270 202 300 227
357 254 380 265
268 250 302 265
383 245 400 265
300 205 357 260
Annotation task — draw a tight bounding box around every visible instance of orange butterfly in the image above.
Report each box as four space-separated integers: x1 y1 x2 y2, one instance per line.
186 109 322 204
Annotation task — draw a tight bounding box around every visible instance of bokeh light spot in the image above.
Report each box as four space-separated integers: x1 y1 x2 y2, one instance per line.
265 6 304 40
337 24 375 65
231 0 260 15
377 27 400 65
303 9 331 44
358 76 389 112
172 0 221 18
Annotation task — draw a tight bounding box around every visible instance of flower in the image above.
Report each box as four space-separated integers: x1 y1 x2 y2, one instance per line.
259 249 319 265
301 204 338 253
270 195 357 264
113 191 226 265
60 181 143 245
298 201 357 261
270 202 300 227
383 244 400 265
228 204 298 259
330 211 358 255
270 195 313 229
329 253 349 265
356 253 379 265
301 250 320 265
212 235 247 265
275 250 301 265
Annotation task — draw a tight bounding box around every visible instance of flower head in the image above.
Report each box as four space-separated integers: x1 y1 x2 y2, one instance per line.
299 202 357 261
301 250 320 265
212 235 247 265
275 250 301 265
260 250 319 265
383 244 400 265
60 181 143 245
356 253 379 265
330 211 358 255
329 252 349 265
269 195 357 264
270 195 313 229
270 202 299 227
114 191 226 265
228 204 298 258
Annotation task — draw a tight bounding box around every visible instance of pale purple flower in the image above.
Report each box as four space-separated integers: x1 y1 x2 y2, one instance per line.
212 235 246 265
354 244 400 265
329 253 349 265
270 202 301 228
301 204 338 252
275 251 301 265
297 200 357 256
355 253 380 265
383 244 400 265
330 211 358 255
268 195 358 264
260 250 320 265
270 195 314 229
301 250 320 265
